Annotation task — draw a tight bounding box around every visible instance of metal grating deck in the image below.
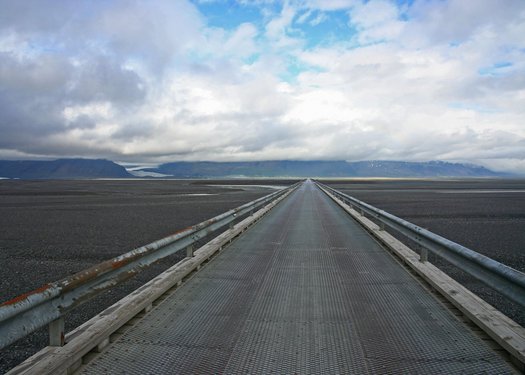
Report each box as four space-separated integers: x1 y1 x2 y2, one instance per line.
80 181 516 374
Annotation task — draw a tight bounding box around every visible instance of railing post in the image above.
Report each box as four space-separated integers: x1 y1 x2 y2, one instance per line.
49 317 65 346
416 234 427 262
420 247 428 262
186 244 194 258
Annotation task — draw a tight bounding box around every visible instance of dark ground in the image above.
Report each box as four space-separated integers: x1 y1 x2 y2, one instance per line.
322 178 525 327
1 178 524 372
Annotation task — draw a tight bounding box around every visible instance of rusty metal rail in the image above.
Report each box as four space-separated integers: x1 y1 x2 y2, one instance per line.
0 182 300 350
316 181 525 308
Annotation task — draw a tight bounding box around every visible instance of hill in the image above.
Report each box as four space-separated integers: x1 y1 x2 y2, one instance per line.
143 160 505 178
0 159 132 179
0 159 507 179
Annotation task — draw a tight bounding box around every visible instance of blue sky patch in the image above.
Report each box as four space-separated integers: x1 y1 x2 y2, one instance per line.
194 1 357 50
279 59 327 83
299 11 356 49
478 61 513 76
448 102 501 114
193 1 267 30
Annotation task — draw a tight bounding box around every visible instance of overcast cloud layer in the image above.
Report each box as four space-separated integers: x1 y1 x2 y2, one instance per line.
0 0 524 173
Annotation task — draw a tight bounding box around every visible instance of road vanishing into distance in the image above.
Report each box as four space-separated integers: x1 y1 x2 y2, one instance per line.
77 180 518 374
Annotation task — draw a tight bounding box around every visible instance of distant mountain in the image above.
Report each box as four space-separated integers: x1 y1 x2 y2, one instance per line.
344 160 504 178
143 160 351 178
143 160 506 178
0 159 132 179
0 159 507 179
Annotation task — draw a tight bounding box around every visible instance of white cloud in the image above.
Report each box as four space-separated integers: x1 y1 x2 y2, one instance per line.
348 0 405 44
405 0 525 46
264 3 306 50
310 12 328 26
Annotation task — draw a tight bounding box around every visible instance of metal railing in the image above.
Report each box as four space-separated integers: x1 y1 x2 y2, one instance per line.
316 181 525 308
0 182 300 349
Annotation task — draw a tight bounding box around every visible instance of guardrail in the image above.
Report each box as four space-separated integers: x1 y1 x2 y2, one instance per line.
316 181 525 308
0 182 300 350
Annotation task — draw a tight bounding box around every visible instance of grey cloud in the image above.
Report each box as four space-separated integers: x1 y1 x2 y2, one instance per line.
0 0 213 160
0 0 203 71
0 53 72 95
231 121 296 153
67 57 145 104
406 0 525 45
477 71 525 94
93 0 204 72
0 52 145 156
0 0 79 34
111 121 156 141
0 55 67 145
67 115 97 130
0 0 186 159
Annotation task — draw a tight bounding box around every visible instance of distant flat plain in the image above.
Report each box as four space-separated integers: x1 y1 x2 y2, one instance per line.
0 178 524 372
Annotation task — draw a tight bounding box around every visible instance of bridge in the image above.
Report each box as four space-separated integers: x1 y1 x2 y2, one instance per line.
1 180 524 374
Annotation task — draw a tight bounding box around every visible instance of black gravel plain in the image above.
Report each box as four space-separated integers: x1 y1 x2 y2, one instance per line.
1 178 524 372
0 179 297 373
322 178 525 327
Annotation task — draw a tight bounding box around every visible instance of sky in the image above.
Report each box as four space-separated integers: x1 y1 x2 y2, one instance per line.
0 0 524 173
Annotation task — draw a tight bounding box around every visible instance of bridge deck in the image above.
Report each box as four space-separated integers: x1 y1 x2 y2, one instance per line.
80 181 515 374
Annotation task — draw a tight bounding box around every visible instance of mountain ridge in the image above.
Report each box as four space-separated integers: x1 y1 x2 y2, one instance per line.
0 159 131 179
0 158 512 179
142 160 508 178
